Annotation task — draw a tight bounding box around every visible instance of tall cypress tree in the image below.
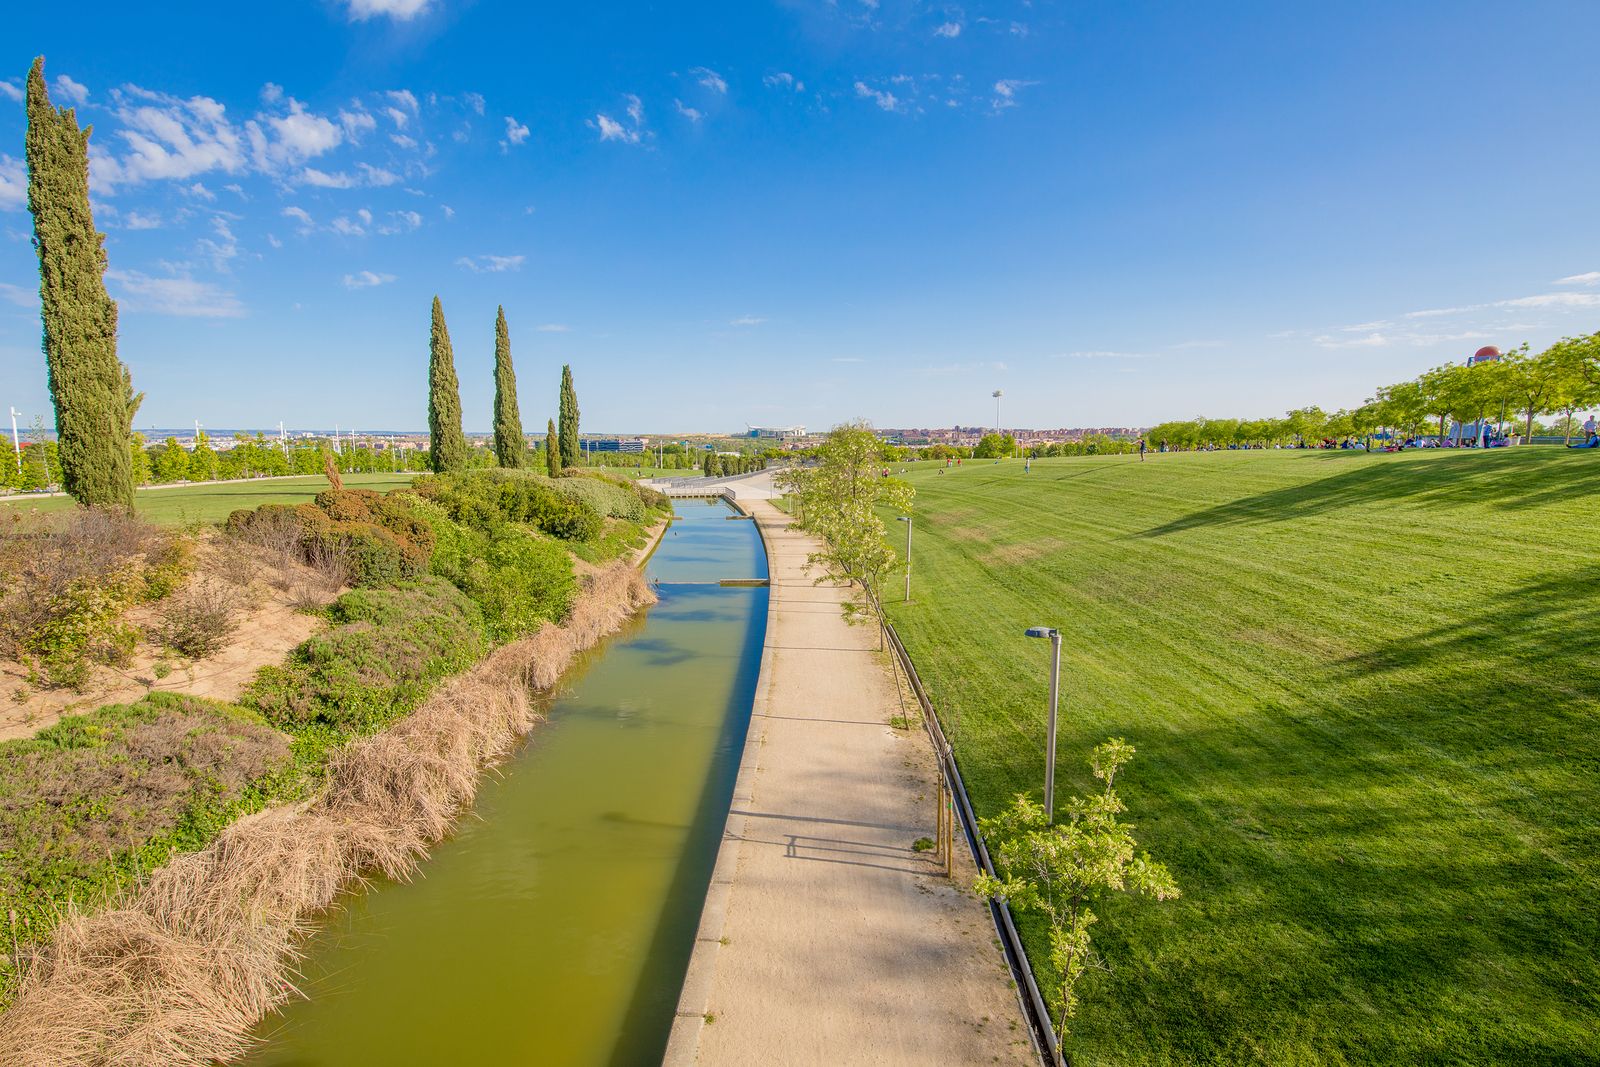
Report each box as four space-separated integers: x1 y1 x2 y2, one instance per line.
428 296 466 473
25 57 139 508
492 305 525 468
558 364 580 469
546 418 559 477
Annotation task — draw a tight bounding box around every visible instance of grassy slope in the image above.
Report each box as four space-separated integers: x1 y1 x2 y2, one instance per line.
883 449 1599 1066
0 473 415 525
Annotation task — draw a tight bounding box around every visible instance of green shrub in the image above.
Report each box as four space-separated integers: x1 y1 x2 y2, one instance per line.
244 577 486 735
226 490 433 587
457 527 574 640
0 693 290 997
20 565 145 689
552 474 646 522
420 469 603 542
407 497 575 640
314 487 382 523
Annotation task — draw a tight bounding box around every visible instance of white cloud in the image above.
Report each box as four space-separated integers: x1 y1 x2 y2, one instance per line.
934 21 962 37
93 87 247 188
502 116 530 148
1059 350 1147 360
260 82 284 104
197 215 239 270
331 215 365 237
248 98 343 170
763 72 804 92
1554 271 1600 286
730 315 766 327
1501 292 1600 309
54 74 89 105
384 106 409 128
463 92 486 115
107 268 244 317
0 81 23 104
281 205 315 233
675 100 702 122
391 133 417 149
266 233 282 248
441 204 454 218
386 89 419 113
339 107 377 139
854 81 899 111
0 155 23 211
377 209 422 234
537 323 570 332
1169 339 1224 350
1313 332 1390 349
0 282 38 308
357 208 373 225
692 67 728 94
993 79 1038 109
342 270 395 288
456 254 525 273
358 162 400 185
343 0 431 20
123 210 161 230
299 167 357 188
592 97 646 144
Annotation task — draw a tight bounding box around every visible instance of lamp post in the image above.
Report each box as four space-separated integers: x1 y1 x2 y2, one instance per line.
8 408 20 475
1024 625 1062 821
992 389 1003 433
896 515 912 602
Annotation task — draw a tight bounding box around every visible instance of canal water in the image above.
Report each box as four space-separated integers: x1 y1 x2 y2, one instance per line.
246 498 767 1066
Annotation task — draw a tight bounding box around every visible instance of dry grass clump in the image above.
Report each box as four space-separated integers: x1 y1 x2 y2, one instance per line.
0 561 655 1066
152 578 240 659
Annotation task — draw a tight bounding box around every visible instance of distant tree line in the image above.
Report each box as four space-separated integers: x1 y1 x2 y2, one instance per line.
701 453 767 477
1144 336 1600 450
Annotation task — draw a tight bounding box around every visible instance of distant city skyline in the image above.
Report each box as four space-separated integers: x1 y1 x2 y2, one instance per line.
3 2 1599 432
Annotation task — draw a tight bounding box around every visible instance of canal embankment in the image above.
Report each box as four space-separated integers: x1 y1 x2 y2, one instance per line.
0 560 655 1067
240 496 769 1065
665 496 1034 1066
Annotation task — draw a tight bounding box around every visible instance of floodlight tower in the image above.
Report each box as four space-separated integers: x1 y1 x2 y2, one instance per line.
992 390 1003 433
8 407 21 474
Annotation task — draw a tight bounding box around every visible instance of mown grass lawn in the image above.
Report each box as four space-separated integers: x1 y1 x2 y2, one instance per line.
0 472 415 526
883 448 1599 1066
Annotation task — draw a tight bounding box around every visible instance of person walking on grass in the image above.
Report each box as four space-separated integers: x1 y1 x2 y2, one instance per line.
1138 437 1148 462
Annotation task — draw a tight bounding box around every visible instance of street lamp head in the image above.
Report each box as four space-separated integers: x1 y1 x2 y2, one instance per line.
1024 626 1059 639
896 515 911 522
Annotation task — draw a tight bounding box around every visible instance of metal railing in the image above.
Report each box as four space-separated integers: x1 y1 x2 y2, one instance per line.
883 619 1063 1067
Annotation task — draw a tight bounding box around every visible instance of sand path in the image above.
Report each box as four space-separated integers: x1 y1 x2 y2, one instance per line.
664 497 1033 1066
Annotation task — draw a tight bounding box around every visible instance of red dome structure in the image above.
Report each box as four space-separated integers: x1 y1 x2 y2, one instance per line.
1468 345 1502 366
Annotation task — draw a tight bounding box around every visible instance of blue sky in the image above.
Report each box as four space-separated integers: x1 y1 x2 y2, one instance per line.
2 0 1598 434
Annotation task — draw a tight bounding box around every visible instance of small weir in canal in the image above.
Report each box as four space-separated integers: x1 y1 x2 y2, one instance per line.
246 497 767 1066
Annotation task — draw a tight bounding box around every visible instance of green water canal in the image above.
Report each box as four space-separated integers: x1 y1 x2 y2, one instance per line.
246 498 767 1066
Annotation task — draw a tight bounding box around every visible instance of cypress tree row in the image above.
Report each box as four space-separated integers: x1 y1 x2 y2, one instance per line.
428 296 467 473
546 418 560 477
558 364 580 469
492 305 525 468
25 57 140 508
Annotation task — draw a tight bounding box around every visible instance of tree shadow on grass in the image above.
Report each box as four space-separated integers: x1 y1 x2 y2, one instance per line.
1002 563 1600 1065
1139 450 1600 538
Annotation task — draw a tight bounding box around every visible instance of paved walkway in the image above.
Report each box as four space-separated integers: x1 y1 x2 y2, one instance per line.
665 499 1033 1067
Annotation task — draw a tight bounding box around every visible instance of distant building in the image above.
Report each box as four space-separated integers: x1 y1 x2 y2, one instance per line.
587 438 646 453
745 425 806 440
1467 345 1502 366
